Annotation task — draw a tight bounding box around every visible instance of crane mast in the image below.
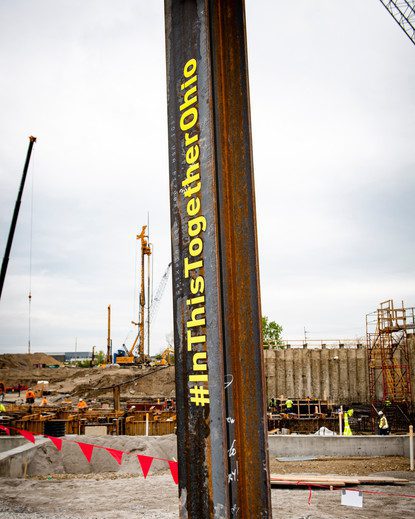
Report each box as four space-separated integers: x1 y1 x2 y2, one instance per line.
137 225 152 362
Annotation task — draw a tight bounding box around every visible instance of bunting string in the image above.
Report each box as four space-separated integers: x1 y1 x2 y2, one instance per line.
1 425 178 484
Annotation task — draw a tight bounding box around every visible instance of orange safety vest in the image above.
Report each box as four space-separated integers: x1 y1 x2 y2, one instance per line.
77 400 87 409
26 391 35 399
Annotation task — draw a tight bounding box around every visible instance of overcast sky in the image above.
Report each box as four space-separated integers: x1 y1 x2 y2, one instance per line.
0 0 414 355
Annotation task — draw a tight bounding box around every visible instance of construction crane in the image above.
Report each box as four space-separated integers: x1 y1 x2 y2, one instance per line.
378 0 415 45
149 262 171 325
116 225 152 365
0 136 36 301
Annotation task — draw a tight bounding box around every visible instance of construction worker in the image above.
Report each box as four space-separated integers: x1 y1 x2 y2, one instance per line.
343 408 354 436
40 396 48 407
0 403 6 412
285 398 294 414
25 388 36 404
124 405 136 417
77 398 88 411
378 411 390 435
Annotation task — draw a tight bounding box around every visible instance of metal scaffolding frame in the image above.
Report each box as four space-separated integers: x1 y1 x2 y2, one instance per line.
366 299 414 407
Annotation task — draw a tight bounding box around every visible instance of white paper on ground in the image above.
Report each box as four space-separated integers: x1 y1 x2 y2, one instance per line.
341 490 363 508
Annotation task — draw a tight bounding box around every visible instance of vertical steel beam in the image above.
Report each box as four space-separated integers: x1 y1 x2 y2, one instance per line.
209 2 271 516
165 1 271 517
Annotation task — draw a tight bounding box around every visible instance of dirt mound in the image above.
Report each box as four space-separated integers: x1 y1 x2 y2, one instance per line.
28 435 177 477
0 356 176 402
0 353 63 370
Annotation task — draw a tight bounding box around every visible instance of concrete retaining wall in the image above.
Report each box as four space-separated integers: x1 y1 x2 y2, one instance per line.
0 436 27 453
0 437 49 478
268 434 411 458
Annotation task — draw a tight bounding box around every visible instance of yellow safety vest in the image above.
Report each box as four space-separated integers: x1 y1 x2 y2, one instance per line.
344 412 352 436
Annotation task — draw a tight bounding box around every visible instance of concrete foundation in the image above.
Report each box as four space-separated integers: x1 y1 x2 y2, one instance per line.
268 434 412 458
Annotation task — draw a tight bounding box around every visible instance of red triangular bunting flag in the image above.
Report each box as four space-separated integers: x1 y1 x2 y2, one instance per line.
168 460 178 485
45 435 63 451
77 441 94 463
105 448 124 465
137 455 153 478
18 429 36 443
0 425 10 435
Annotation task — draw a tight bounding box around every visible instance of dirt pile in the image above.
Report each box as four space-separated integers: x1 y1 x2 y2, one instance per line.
28 435 177 477
0 354 176 402
52 365 176 401
0 353 63 369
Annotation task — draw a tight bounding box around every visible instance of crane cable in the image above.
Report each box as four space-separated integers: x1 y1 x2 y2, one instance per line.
27 149 35 354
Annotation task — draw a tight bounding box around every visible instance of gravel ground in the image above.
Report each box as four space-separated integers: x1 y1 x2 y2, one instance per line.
1 468 415 518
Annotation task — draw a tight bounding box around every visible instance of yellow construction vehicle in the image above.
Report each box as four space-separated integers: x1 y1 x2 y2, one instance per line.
155 347 174 366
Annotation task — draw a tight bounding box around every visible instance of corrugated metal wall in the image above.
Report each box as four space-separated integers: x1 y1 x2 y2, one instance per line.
264 347 368 403
265 339 415 403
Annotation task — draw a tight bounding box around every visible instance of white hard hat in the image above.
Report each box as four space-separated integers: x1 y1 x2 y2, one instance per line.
378 411 383 416
79 398 82 401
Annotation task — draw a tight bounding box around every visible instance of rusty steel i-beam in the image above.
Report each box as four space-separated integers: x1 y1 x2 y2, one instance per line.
165 1 271 517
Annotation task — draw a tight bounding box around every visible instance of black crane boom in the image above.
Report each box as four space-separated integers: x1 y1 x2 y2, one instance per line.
0 136 37 301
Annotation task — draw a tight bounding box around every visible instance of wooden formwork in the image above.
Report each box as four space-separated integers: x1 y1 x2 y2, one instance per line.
14 414 51 435
125 419 176 436
6 407 176 436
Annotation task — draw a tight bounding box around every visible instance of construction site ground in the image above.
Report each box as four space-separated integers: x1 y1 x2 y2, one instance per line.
269 455 410 475
0 465 414 519
1 355 415 517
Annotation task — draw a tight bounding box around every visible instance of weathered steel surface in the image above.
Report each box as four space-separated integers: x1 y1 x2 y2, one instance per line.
209 2 271 516
165 1 271 517
165 1 229 516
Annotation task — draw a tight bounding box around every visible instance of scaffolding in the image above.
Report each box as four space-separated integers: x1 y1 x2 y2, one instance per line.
366 300 414 409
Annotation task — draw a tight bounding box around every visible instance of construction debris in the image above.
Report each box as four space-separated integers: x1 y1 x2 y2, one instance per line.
270 474 409 487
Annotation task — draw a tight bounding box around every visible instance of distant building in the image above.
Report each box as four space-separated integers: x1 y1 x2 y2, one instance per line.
64 351 92 363
49 352 92 363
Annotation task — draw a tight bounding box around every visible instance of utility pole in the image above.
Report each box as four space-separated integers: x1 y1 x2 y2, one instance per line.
0 136 37 301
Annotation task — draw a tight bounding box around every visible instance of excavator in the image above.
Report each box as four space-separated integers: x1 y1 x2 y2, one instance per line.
155 347 174 366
